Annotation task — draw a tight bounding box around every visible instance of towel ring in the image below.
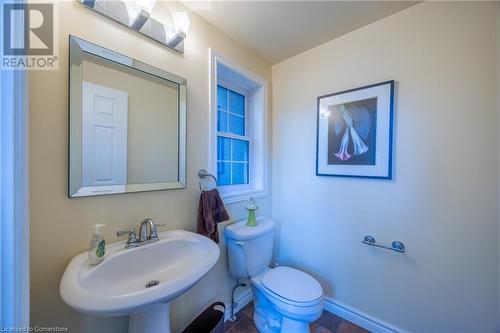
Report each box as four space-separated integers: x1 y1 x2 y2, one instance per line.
198 169 217 191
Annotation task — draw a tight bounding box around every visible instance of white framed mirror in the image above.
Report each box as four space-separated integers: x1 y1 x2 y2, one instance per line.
69 36 186 197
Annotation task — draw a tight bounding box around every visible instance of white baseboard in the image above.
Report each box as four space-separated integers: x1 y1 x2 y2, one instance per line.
222 291 404 333
224 288 253 322
323 297 405 333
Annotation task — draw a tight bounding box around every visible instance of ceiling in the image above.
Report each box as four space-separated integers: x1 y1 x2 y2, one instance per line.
183 1 419 64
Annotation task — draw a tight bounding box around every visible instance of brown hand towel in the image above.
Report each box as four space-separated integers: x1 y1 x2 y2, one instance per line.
197 189 230 243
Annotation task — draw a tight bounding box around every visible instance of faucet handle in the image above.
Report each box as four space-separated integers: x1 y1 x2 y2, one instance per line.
117 227 138 248
149 221 166 241
117 226 136 237
116 230 129 237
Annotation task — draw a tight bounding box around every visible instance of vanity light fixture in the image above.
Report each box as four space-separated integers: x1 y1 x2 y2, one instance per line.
130 0 155 30
166 31 186 48
131 8 150 30
78 0 188 53
166 11 190 47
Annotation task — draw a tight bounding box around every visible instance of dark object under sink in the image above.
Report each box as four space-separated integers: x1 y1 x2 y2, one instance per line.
182 302 225 333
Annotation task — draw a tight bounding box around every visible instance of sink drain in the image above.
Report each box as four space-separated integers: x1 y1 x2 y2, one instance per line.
145 280 159 288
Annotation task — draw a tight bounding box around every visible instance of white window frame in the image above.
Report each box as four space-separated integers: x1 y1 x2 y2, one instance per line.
209 49 268 203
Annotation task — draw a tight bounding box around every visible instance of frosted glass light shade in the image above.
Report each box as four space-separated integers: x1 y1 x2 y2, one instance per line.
173 11 190 34
134 0 156 13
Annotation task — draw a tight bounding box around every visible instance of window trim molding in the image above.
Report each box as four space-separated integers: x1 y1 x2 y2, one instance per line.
209 49 268 204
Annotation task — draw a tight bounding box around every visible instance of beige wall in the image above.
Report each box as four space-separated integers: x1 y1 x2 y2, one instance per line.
272 2 498 332
82 57 179 184
29 1 271 332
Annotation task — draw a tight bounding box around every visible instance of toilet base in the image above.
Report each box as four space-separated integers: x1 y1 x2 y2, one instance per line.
281 317 310 333
252 286 281 333
251 282 320 333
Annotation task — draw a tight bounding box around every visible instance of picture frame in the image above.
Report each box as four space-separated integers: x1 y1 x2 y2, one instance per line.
316 80 394 179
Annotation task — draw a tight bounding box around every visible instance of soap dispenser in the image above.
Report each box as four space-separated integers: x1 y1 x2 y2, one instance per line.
88 224 106 266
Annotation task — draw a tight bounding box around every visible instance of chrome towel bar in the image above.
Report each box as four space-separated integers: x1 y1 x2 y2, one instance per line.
362 235 405 253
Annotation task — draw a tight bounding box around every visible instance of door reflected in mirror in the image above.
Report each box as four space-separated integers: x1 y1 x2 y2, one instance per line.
69 36 186 197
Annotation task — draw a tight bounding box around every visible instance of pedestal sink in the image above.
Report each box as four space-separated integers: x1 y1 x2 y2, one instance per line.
60 230 220 333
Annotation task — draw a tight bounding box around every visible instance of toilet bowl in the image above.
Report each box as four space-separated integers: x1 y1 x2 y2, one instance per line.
251 266 323 333
225 218 324 333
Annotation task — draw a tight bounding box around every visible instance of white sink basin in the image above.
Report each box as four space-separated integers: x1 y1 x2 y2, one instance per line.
60 229 220 333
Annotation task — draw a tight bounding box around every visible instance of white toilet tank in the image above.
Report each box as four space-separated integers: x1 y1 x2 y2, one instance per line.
224 217 274 278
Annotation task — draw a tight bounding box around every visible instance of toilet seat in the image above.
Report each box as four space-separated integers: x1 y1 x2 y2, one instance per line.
262 266 322 306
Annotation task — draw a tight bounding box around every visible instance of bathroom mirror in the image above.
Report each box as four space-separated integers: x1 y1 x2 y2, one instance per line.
68 36 186 197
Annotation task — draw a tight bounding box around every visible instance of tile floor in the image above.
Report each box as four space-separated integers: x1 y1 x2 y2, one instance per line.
223 302 371 333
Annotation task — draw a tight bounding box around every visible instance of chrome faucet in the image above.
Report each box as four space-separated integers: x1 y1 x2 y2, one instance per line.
139 217 160 242
117 218 166 249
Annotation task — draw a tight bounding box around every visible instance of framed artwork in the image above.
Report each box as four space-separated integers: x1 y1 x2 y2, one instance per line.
316 80 394 179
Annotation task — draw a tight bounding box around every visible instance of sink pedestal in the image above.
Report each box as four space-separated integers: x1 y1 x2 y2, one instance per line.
129 303 171 333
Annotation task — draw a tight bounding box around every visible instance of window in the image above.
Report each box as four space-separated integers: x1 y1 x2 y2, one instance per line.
217 85 249 186
210 50 268 203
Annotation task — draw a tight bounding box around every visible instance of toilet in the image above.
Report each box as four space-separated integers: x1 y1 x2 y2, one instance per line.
225 217 324 333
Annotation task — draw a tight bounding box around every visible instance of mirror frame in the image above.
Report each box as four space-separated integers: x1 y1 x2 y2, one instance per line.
68 35 187 197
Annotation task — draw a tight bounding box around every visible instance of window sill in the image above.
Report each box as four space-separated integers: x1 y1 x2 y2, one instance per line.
219 187 268 204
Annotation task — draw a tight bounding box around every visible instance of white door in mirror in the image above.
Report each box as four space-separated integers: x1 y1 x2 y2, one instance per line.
82 81 128 190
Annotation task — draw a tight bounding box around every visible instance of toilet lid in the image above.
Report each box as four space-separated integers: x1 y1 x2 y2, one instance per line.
262 266 322 303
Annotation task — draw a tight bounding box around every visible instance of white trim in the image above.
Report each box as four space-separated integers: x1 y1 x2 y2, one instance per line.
324 297 405 333
224 288 253 322
217 132 249 141
209 49 269 203
222 291 405 333
221 291 405 333
71 181 185 197
0 6 30 327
